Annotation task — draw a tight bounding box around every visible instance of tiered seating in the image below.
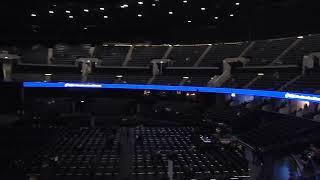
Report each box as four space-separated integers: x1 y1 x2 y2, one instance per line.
21 45 48 64
249 71 298 90
223 72 257 88
93 45 129 66
121 75 151 84
26 128 120 180
151 75 182 86
245 38 296 66
199 42 249 67
132 127 248 180
52 44 91 65
127 46 168 67
168 45 208 67
87 73 117 83
11 73 45 82
241 116 320 149
280 35 320 65
183 75 211 87
51 74 82 82
286 71 320 93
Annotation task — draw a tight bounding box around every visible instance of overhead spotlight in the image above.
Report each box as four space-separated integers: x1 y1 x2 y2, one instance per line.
214 16 219 20
121 4 129 8
84 9 89 12
100 7 105 10
138 1 143 5
230 14 234 17
83 27 88 30
103 15 108 19
168 11 173 15
49 10 54 14
201 7 206 11
80 100 85 103
297 36 304 39
183 0 188 3
4 56 9 59
65 10 71 13
138 14 142 17
31 13 36 17
44 73 52 76
116 75 123 78
235 2 240 5
152 3 156 6
182 77 190 79
187 20 191 23
258 73 264 76
69 15 73 19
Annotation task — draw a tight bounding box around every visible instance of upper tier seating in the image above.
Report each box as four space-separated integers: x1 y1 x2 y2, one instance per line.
168 45 208 67
151 75 182 86
127 46 168 67
249 71 298 90
223 72 257 88
183 75 211 87
199 42 249 67
52 44 91 65
93 46 129 66
279 35 320 65
245 38 296 66
20 45 48 64
286 70 320 93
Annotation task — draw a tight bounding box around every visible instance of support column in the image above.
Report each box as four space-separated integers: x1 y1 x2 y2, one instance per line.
193 45 212 67
48 48 53 64
162 45 173 59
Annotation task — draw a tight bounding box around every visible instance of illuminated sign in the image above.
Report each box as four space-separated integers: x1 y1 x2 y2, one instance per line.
23 82 320 103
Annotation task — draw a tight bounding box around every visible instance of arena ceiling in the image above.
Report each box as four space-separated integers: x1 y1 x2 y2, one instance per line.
2 0 320 43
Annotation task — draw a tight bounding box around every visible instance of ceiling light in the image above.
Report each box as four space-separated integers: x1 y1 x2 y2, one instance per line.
31 13 36 17
80 100 85 103
103 15 108 19
138 1 143 5
258 73 264 76
116 75 123 78
65 10 71 13
152 3 156 6
69 15 73 19
4 56 9 59
49 11 54 14
214 16 219 20
45 73 52 76
183 0 188 3
201 8 206 11
183 77 189 79
297 36 304 39
121 4 129 8
84 9 89 12
231 93 236 97
169 11 173 15
138 14 142 17
83 27 87 30
230 14 234 17
235 2 240 5
53 4 57 7
187 20 191 23
100 7 105 10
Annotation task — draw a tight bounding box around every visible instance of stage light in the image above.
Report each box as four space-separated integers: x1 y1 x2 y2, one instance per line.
69 15 73 19
214 16 219 20
183 0 187 3
230 14 234 17
169 11 173 15
231 93 236 97
31 13 36 17
116 75 123 78
103 15 108 19
49 11 54 14
235 2 240 5
83 27 88 30
84 9 89 12
182 77 190 79
44 74 52 76
152 3 156 6
201 8 206 11
297 36 304 39
65 10 71 13
187 20 191 23
138 1 143 5
258 73 264 76
4 56 8 59
138 14 142 17
100 7 105 10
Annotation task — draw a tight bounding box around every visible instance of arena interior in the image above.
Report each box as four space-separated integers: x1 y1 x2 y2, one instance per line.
1 0 320 180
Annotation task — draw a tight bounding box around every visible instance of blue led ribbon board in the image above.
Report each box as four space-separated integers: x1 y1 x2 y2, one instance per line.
23 82 320 103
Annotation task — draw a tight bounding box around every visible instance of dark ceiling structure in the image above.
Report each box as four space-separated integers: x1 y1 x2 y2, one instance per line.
2 0 320 43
